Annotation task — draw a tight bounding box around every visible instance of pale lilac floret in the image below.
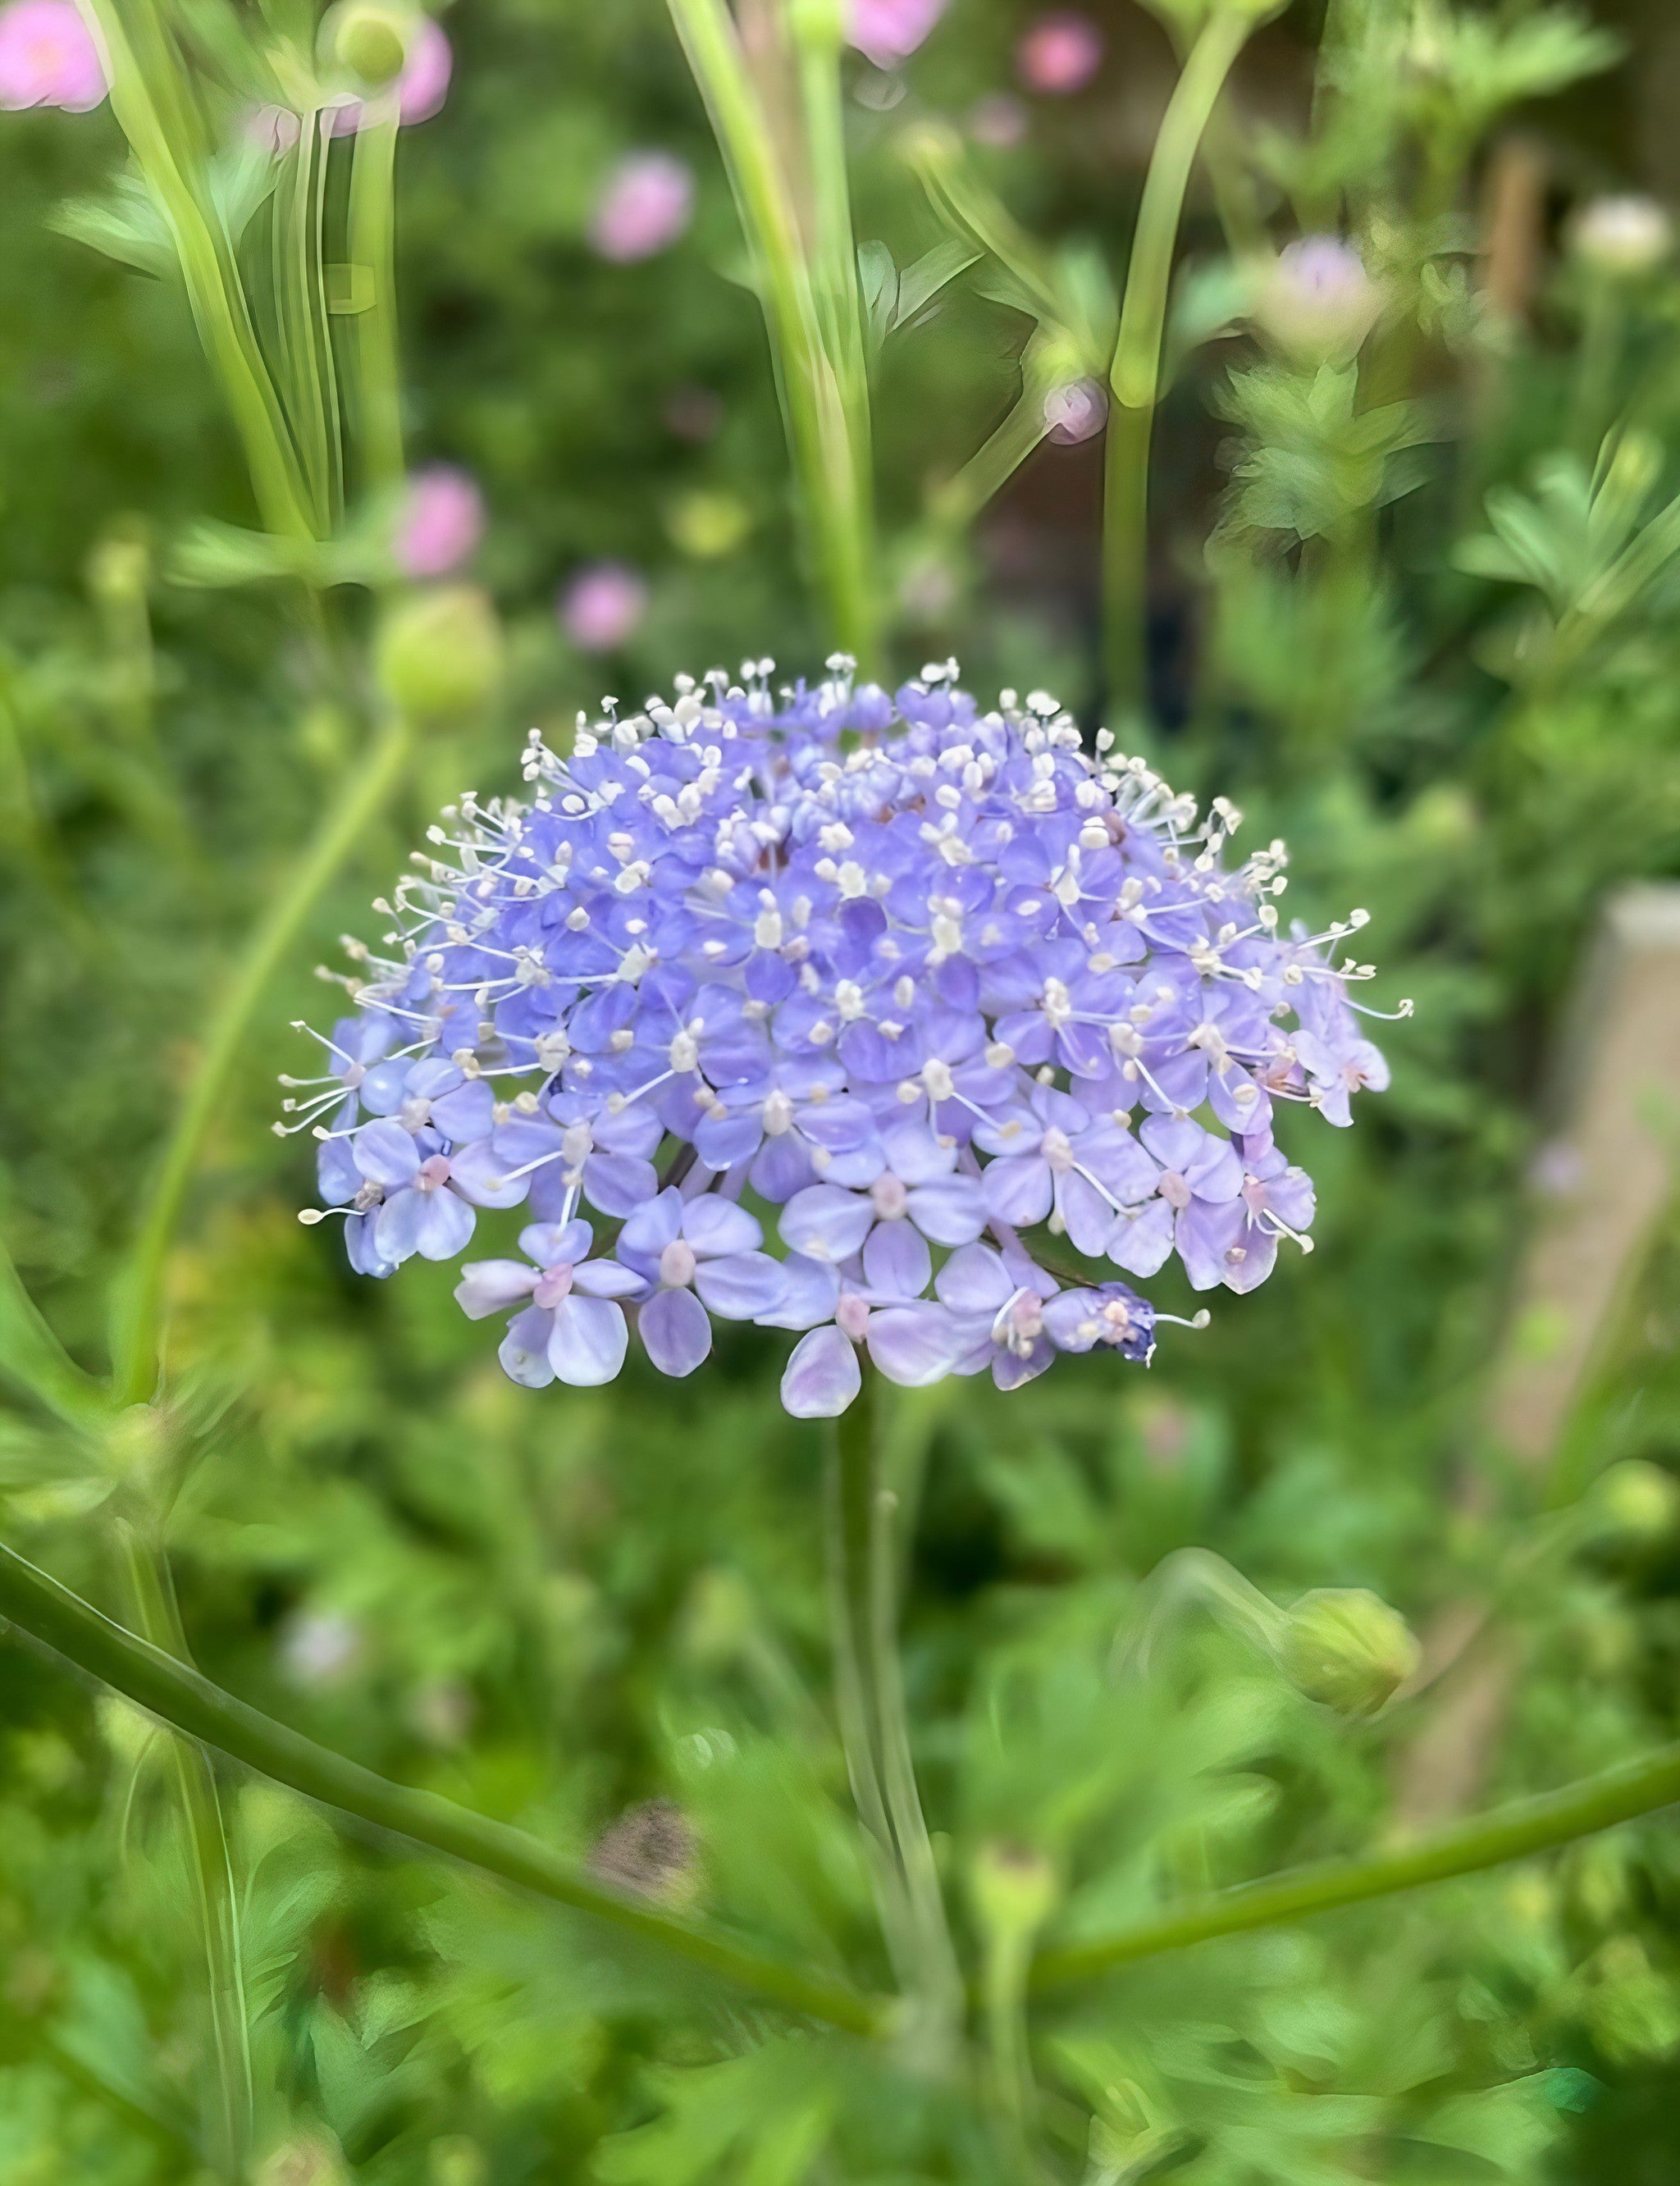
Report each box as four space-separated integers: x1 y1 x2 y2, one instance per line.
287 660 1399 1411
617 1188 787 1376
456 1219 643 1388
0 0 106 111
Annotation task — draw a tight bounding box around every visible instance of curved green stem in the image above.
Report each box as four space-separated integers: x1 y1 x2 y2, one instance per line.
0 1232 110 1435
116 1525 253 2184
109 714 414 1406
0 1537 885 2038
1103 8 1253 719
828 1375 962 2047
1029 1736 1680 1994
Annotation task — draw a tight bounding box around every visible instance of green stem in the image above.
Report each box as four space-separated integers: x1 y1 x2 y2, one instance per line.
115 1525 253 2184
0 1537 885 2038
792 0 874 633
1029 1736 1680 1995
1103 9 1252 719
665 0 876 664
80 0 315 546
828 1374 962 2045
0 1232 110 1435
347 101 407 496
109 713 414 1406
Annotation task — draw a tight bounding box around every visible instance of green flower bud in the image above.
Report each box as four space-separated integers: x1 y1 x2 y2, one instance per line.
1587 1460 1680 1546
1568 195 1672 281
376 585 504 723
969 1839 1058 1942
1281 1587 1419 1717
323 1 411 90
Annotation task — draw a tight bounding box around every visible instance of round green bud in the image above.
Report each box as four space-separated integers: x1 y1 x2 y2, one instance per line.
1588 1460 1680 1546
376 585 504 723
1568 196 1672 281
970 1839 1058 1942
1281 1587 1420 1718
324 2 410 92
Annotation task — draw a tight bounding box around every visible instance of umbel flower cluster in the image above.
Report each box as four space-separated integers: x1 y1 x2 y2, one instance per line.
286 663 1398 1417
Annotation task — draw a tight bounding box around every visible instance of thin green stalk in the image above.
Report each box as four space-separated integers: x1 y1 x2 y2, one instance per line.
0 1233 111 1435
80 0 314 545
906 123 1071 335
791 0 874 619
116 1525 253 2184
278 109 337 535
982 1919 1045 2176
1104 8 1253 719
930 378 1054 536
109 713 414 1406
0 1538 884 2038
1029 1736 1680 1995
666 0 875 663
346 102 407 495
829 1376 962 2045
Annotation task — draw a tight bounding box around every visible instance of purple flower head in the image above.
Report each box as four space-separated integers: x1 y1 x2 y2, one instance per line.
395 465 484 579
0 0 106 111
289 661 1398 1412
588 151 695 263
848 0 945 69
559 562 647 653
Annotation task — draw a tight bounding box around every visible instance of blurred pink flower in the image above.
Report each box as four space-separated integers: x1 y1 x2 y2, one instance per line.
395 465 484 579
847 0 945 69
0 0 107 112
329 14 451 135
969 93 1028 148
559 563 647 653
1043 377 1107 443
396 14 450 123
1016 10 1103 95
588 152 695 263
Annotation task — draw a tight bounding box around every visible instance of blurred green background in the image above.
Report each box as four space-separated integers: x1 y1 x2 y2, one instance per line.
3 0 1680 2179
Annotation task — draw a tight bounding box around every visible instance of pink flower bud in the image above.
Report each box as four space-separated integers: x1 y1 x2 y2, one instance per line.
1016 10 1103 96
1043 378 1107 444
394 465 485 579
559 563 648 654
588 152 695 264
847 0 946 70
0 0 107 112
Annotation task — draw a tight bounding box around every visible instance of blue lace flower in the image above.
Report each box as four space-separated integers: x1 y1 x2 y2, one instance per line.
290 661 1404 1414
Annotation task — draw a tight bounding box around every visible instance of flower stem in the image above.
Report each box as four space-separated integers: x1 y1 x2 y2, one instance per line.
346 102 408 496
0 1536 887 2038
665 0 877 665
1028 1734 1680 1995
115 1523 253 2184
1103 8 1252 720
108 712 414 1406
828 1371 963 2047
80 0 316 547
0 1232 110 1435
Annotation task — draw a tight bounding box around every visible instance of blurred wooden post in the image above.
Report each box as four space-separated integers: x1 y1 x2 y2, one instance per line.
1395 886 1680 1826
